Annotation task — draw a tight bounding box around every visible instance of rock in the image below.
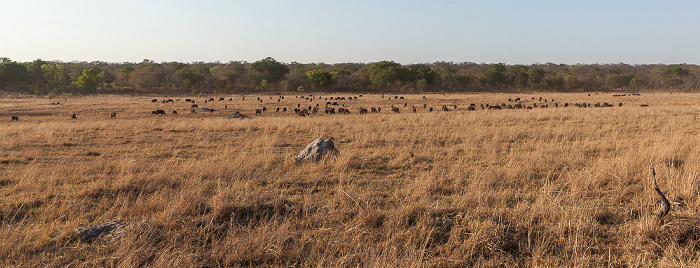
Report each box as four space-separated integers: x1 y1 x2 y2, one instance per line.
73 220 128 243
73 220 147 243
227 111 251 119
294 138 339 161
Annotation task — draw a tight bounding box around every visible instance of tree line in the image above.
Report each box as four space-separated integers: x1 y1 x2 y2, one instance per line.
0 57 698 96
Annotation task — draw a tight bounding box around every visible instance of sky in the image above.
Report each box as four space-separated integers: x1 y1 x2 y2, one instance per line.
2 0 700 65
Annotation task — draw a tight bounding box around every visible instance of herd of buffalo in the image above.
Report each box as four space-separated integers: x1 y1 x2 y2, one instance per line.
8 93 645 121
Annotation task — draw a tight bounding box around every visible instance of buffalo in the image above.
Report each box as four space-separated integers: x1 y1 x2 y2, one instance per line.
152 110 166 115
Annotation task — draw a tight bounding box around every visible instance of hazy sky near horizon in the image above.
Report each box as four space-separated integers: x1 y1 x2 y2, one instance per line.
2 0 699 65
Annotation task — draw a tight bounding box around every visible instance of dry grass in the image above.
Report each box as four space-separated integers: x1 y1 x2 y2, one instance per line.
1 92 700 267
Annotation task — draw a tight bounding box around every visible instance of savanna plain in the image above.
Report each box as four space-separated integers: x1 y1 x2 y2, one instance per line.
2 92 700 267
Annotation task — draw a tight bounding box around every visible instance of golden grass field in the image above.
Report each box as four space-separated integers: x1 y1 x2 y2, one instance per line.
1 92 700 267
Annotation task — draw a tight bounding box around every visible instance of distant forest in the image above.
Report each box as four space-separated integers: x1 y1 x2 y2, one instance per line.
0 57 698 96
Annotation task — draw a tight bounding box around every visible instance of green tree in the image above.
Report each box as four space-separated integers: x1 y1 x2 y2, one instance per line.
546 76 565 90
74 67 103 92
663 64 690 77
367 60 409 89
564 74 578 90
528 68 545 88
409 64 438 86
479 63 507 87
306 69 336 90
605 73 635 89
248 57 289 86
41 63 66 88
508 65 529 88
0 60 30 88
174 66 210 90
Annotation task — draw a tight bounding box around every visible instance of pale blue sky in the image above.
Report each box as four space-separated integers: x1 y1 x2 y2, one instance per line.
2 0 699 64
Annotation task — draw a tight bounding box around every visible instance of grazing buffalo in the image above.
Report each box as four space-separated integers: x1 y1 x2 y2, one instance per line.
71 113 77 119
359 107 368 114
276 107 280 112
255 109 262 115
172 111 178 115
167 99 174 103
412 106 417 113
191 104 198 108
297 109 309 117
208 98 215 102
283 108 287 112
152 109 166 115
110 112 117 118
11 116 18 121
391 106 400 113
467 106 476 111
219 97 225 101
185 99 192 102
429 107 434 112
442 105 449 112
325 107 335 114
262 107 267 112
151 99 157 102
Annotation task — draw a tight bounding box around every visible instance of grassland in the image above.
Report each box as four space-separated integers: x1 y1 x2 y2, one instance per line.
1 92 699 267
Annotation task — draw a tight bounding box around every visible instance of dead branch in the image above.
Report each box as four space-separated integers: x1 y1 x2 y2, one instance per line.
652 165 671 218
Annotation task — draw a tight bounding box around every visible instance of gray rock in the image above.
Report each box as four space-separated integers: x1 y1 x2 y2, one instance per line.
227 111 251 119
73 220 147 243
74 220 128 243
294 138 339 161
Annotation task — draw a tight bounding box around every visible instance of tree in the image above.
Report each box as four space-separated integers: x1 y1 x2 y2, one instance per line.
564 74 578 90
663 65 690 77
41 63 66 88
409 64 438 86
479 63 507 87
368 61 409 89
306 69 336 89
129 60 165 91
173 66 210 90
508 65 529 88
211 62 246 91
605 73 635 89
0 60 30 88
662 78 684 88
546 76 565 90
248 57 289 86
528 68 545 89
74 67 103 92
